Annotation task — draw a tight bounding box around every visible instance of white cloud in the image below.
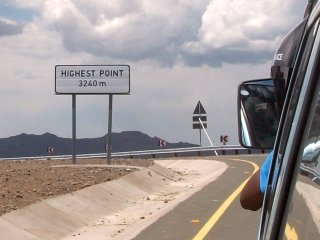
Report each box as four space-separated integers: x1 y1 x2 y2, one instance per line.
37 0 208 64
7 0 304 66
182 0 304 65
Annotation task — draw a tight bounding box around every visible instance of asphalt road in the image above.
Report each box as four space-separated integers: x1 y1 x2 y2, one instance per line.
133 155 266 240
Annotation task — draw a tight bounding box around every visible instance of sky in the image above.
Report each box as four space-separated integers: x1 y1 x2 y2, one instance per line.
0 0 306 146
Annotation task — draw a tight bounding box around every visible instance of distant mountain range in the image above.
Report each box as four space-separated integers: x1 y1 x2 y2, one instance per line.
0 131 197 158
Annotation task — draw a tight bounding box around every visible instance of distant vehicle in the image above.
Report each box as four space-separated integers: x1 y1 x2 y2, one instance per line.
237 0 320 239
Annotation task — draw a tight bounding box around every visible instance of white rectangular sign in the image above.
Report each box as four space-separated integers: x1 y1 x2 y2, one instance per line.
55 65 130 94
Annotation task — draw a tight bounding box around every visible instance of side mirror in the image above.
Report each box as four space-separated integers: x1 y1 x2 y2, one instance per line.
238 79 280 149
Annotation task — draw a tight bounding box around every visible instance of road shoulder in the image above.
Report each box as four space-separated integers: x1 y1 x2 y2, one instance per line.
0 158 227 240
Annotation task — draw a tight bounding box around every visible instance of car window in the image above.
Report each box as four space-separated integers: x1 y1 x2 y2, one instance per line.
284 67 320 239
278 17 320 239
260 15 320 240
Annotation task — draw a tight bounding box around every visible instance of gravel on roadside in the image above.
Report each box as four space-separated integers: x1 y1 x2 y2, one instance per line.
0 158 154 216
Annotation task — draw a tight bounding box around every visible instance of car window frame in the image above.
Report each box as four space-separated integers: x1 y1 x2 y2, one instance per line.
259 9 320 240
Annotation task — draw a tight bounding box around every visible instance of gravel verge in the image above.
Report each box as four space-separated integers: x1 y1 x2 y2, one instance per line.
0 158 154 215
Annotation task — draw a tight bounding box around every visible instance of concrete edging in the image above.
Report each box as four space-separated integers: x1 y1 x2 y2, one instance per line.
0 159 227 240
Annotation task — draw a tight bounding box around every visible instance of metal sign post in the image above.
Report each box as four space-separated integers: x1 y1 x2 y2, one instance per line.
72 94 77 164
199 118 218 156
107 94 113 164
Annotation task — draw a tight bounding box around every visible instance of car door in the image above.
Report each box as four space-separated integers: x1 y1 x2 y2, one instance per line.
259 5 320 240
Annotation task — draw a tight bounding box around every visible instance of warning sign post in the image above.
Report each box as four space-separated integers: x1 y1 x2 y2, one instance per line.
192 101 207 146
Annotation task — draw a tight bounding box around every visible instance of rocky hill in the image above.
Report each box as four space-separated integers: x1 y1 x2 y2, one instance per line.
0 131 197 158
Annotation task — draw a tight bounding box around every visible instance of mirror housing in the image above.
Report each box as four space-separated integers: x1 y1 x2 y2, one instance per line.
238 79 281 149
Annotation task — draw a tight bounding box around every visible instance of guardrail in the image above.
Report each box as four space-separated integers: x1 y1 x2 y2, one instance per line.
0 145 268 161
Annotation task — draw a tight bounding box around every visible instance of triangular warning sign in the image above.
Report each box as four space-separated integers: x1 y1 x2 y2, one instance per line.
193 101 206 115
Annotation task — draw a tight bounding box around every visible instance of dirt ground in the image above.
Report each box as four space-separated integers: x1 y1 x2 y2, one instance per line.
0 158 153 216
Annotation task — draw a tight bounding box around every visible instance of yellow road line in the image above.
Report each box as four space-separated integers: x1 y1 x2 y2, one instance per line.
192 158 259 240
285 224 298 240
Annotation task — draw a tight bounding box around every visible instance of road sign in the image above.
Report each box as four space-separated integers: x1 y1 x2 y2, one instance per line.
55 65 130 94
159 139 166 147
193 116 207 122
193 101 206 115
193 101 208 146
220 135 229 145
47 146 54 154
193 101 207 129
193 123 207 129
